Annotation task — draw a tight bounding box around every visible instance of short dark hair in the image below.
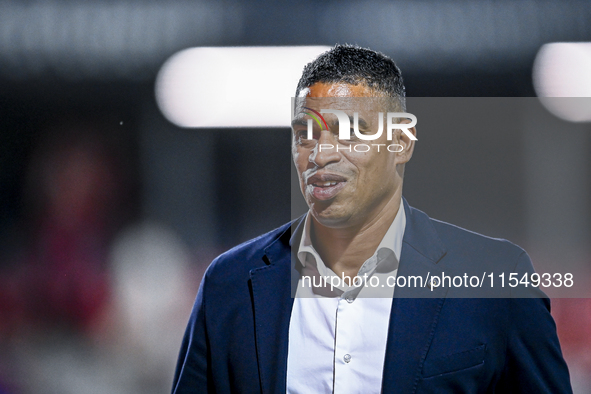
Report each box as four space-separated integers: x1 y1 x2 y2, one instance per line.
295 44 406 109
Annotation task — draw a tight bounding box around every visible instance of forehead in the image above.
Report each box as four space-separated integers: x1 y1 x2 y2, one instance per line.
305 82 377 98
294 82 388 117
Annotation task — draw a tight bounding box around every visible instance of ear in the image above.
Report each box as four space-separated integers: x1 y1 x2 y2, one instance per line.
394 118 416 165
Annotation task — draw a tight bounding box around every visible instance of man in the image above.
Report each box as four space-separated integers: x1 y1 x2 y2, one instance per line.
172 45 572 393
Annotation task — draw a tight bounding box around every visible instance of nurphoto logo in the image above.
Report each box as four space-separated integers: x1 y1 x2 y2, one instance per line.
300 107 417 152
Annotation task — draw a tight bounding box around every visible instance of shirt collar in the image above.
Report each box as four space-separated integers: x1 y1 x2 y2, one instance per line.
297 198 406 276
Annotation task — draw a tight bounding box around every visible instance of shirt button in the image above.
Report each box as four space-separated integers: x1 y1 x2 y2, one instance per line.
344 354 351 363
346 297 354 303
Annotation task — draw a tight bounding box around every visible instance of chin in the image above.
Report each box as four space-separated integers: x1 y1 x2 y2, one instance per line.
310 206 354 228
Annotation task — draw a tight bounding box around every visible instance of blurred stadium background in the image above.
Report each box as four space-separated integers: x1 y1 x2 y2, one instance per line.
0 1 590 392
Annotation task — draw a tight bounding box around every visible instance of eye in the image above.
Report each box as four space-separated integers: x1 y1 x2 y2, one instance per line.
352 127 373 136
295 129 319 140
349 129 361 140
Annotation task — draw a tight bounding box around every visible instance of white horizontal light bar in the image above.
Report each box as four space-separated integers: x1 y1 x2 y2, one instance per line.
155 46 331 128
533 42 591 122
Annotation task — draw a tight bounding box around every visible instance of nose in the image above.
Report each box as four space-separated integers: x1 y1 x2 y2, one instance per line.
309 129 341 168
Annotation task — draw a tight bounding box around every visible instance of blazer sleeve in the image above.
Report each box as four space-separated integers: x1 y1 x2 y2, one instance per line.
500 252 573 393
171 276 212 394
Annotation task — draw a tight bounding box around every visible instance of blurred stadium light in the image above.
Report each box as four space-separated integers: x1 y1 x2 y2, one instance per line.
154 46 331 128
533 42 591 122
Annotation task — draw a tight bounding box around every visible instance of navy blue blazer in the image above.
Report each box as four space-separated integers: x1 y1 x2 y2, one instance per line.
172 200 572 393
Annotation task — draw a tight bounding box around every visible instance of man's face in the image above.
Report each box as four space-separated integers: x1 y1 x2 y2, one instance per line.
292 82 414 228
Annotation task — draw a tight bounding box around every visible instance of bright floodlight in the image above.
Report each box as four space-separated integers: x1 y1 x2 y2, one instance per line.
533 42 591 122
155 46 331 128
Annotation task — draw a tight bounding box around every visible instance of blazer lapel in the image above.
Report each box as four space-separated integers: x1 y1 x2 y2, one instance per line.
381 199 449 393
249 218 304 394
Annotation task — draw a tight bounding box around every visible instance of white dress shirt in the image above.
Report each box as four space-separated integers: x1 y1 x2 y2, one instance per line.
287 199 406 394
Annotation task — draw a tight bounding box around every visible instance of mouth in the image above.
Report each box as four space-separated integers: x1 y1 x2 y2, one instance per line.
306 173 347 201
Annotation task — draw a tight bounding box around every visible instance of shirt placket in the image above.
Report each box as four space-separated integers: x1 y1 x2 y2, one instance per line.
332 255 378 393
333 295 358 394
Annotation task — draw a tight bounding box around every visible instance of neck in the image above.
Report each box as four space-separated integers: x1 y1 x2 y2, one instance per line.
310 189 403 279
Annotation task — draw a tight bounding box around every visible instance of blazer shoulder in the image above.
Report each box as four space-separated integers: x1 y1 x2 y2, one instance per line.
428 214 526 258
